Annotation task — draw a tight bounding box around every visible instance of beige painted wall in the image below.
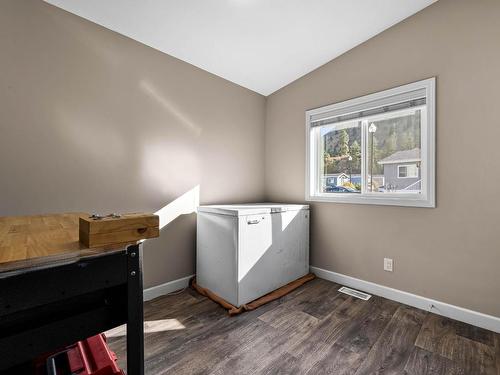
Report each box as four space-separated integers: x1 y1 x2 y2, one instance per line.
0 0 266 288
2 0 499 317
265 0 500 317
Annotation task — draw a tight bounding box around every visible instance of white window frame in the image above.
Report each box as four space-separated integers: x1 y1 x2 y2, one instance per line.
398 164 419 179
305 77 435 208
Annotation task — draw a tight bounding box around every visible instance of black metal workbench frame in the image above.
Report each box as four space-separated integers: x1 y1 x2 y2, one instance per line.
0 243 144 375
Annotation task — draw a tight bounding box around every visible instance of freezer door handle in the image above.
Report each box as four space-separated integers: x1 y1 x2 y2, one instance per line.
247 219 260 225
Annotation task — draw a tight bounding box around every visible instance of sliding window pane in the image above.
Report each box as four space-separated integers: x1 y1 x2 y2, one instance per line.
366 109 422 193
319 121 361 194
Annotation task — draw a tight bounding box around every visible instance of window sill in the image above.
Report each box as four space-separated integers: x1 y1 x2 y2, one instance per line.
306 194 435 208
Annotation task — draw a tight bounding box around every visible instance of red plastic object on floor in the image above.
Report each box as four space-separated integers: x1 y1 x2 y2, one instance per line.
46 334 124 375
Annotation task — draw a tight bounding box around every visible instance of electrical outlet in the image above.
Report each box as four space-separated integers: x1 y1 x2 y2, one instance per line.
384 258 393 272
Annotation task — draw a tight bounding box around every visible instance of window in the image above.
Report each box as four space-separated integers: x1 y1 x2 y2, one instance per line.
306 78 435 207
398 164 419 179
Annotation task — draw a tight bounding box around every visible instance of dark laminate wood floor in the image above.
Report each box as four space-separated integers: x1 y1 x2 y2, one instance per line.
107 278 500 375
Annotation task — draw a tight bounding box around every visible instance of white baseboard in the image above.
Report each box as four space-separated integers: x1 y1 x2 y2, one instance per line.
143 274 194 302
310 266 500 334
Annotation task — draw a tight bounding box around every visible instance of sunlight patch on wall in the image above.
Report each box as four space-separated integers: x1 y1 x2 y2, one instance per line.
140 142 200 196
139 80 202 136
155 185 200 230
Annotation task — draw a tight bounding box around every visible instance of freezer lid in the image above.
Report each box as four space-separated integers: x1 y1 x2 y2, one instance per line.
197 203 309 216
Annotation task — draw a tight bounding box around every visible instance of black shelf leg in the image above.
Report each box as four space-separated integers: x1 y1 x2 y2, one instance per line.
126 243 144 375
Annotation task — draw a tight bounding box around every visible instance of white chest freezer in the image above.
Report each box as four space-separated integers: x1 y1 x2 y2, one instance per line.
196 203 309 307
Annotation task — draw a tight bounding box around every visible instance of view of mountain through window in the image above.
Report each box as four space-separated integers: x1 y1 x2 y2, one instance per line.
319 110 422 194
320 122 361 193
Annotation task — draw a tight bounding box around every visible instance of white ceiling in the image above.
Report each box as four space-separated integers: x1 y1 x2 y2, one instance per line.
45 0 437 96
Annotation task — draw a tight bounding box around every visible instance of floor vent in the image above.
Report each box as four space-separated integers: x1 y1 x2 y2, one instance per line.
338 286 371 301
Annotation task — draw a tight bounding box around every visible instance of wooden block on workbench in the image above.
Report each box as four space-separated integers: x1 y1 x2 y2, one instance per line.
79 213 159 248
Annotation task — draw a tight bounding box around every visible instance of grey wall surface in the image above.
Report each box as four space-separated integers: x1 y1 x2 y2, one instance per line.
265 0 500 317
383 163 421 191
0 0 266 288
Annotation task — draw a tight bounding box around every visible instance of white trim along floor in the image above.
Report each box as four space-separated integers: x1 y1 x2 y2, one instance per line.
310 266 500 334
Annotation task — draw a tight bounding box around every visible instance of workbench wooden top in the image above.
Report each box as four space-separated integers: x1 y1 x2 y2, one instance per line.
0 213 134 273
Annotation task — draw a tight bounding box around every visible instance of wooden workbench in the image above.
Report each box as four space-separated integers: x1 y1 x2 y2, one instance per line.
0 213 145 374
0 213 132 270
